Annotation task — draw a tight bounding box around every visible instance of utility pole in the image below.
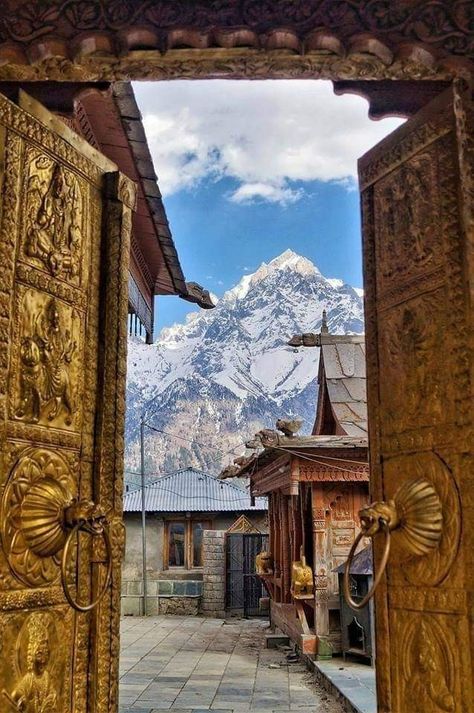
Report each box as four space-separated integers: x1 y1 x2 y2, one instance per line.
140 415 147 616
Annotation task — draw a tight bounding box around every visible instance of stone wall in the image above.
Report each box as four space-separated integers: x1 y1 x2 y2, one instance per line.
121 579 202 616
201 530 226 617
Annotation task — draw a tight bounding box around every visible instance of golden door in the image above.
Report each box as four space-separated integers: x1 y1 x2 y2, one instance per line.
0 91 134 713
357 83 473 712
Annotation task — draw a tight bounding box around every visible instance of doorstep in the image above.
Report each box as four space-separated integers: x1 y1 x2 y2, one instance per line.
305 657 377 713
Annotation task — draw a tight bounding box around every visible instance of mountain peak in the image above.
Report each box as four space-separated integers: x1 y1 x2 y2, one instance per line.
126 254 364 479
266 249 320 275
226 250 320 303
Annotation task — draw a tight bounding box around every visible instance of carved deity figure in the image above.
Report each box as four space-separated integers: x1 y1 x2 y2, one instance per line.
407 621 455 712
10 614 57 713
384 302 442 427
25 162 82 278
16 297 76 425
37 298 76 424
15 337 43 423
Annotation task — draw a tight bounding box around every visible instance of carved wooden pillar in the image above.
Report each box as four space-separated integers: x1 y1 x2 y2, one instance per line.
281 496 291 603
311 483 331 659
273 492 281 602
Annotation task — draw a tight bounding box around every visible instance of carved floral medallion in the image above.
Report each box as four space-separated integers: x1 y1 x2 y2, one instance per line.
1 448 76 588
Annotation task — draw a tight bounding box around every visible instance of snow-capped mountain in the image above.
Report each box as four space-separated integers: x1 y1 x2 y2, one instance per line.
125 250 363 484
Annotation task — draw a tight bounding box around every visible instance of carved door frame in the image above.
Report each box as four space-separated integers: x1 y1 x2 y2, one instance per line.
0 8 471 711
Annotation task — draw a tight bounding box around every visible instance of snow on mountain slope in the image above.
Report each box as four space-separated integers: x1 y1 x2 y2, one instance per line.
125 250 364 482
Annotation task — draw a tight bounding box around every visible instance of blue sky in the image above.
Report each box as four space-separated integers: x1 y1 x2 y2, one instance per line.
133 81 402 334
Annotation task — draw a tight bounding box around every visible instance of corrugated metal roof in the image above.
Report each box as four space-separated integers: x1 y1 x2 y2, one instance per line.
124 467 267 513
322 337 368 436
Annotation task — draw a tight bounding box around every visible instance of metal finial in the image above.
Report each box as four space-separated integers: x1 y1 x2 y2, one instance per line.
321 310 329 334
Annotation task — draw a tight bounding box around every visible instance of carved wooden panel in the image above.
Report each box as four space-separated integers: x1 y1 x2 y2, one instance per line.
323 484 369 598
0 91 134 713
0 1 471 82
359 84 474 711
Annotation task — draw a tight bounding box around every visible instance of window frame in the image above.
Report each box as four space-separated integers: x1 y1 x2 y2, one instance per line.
164 517 211 570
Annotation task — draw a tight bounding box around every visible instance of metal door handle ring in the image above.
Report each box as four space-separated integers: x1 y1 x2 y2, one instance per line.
61 522 112 612
343 518 391 610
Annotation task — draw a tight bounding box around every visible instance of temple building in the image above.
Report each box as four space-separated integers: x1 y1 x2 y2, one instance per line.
222 320 369 658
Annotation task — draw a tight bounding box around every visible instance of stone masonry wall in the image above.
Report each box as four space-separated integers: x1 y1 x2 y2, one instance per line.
201 530 226 617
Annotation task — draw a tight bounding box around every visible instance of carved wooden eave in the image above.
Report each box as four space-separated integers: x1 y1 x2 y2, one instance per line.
0 2 472 118
249 445 369 496
237 435 369 495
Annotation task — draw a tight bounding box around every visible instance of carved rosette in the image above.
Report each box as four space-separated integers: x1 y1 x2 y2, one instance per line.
385 453 461 587
1 448 75 587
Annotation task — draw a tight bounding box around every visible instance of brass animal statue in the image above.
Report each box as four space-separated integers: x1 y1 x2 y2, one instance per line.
291 547 313 597
256 551 273 575
276 418 303 437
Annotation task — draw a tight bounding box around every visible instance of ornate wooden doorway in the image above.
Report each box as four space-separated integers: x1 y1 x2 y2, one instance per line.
0 90 134 713
0 3 471 712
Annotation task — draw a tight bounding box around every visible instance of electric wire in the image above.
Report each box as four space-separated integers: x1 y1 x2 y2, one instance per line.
271 445 368 475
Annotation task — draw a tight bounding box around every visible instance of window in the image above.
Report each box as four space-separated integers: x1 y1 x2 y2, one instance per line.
166 520 210 569
168 522 186 567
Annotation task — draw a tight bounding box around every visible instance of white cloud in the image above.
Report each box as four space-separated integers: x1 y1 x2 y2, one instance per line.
134 80 403 204
229 182 302 205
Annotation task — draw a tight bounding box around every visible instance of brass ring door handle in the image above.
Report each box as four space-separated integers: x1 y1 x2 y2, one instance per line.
343 478 443 610
11 475 112 612
61 520 112 612
343 518 391 610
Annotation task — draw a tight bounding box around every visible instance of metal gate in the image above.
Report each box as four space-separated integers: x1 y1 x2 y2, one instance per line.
226 533 268 617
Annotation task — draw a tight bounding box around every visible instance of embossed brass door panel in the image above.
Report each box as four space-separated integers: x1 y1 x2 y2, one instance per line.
359 84 473 712
0 91 135 713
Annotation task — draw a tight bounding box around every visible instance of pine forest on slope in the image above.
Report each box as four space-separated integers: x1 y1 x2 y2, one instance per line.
125 250 364 487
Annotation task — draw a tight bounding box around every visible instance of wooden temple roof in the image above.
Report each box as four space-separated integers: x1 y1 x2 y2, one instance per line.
220 328 370 495
334 544 373 576
313 335 367 437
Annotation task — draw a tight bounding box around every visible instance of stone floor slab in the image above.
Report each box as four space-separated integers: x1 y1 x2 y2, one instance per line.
119 616 345 713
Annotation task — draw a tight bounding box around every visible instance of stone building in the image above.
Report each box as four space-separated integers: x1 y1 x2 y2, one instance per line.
122 467 267 615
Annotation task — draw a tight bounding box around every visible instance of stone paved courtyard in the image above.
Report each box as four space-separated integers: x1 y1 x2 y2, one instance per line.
119 616 344 713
